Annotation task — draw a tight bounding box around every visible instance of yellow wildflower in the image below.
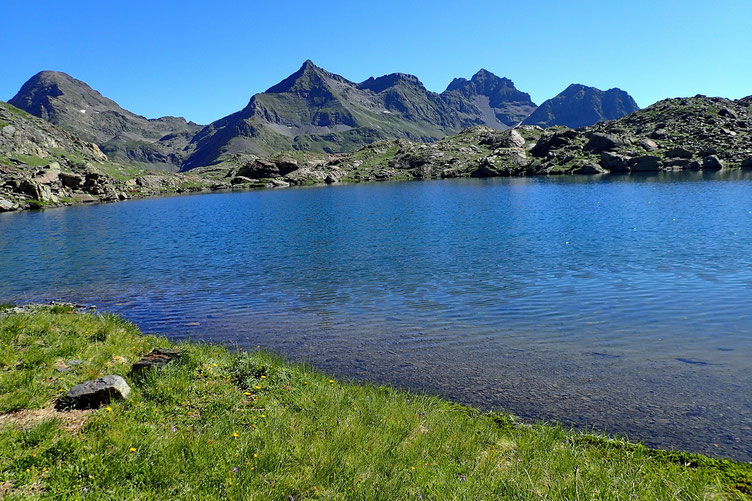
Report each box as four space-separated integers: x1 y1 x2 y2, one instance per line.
105 406 112 412
129 448 137 453
233 432 239 438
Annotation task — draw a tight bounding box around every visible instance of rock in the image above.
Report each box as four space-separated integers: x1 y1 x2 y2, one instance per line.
719 107 738 119
702 155 723 170
530 129 578 157
59 172 84 188
1 125 16 138
20 179 57 202
33 164 62 185
665 147 693 159
600 152 630 171
584 133 629 153
135 175 164 190
237 159 279 179
741 157 752 169
650 129 668 140
572 163 606 174
131 348 180 376
267 179 289 188
56 375 131 410
687 160 703 170
274 158 299 176
664 158 691 169
230 176 254 185
117 192 129 201
638 138 658 151
508 129 526 148
629 155 662 172
324 174 339 184
70 193 97 203
0 198 17 212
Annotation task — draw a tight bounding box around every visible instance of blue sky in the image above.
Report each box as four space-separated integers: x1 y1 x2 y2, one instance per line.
3 0 751 124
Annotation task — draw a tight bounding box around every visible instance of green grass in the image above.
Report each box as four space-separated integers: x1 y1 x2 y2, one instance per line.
8 154 50 168
0 309 750 499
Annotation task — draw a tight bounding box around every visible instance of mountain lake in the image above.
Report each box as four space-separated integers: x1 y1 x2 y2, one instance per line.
1 171 751 461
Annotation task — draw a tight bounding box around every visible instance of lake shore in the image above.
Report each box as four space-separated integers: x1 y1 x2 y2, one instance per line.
1 304 750 499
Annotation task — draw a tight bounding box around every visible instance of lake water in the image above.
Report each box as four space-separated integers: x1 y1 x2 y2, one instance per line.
2 171 751 461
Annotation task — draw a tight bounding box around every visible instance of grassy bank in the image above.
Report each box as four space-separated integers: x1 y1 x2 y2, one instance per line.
0 307 750 499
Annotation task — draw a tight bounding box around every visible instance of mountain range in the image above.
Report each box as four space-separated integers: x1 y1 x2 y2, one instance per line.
7 61 640 171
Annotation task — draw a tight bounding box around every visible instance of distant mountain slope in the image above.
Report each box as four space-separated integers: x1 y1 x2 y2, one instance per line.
181 61 474 169
9 71 203 171
441 69 538 128
522 84 639 129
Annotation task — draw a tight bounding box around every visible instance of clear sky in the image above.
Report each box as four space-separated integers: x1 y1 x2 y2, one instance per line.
3 0 751 125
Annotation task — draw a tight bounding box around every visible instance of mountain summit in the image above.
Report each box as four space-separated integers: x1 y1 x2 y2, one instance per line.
441 69 538 128
9 71 202 170
523 84 639 129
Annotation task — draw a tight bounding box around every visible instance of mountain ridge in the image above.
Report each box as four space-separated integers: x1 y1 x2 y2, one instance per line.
8 62 642 171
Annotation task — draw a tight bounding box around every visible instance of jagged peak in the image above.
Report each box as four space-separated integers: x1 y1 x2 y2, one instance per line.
358 73 424 93
445 69 516 93
264 60 352 94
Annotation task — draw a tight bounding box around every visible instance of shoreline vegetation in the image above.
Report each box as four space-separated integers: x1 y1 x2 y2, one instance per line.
0 305 750 499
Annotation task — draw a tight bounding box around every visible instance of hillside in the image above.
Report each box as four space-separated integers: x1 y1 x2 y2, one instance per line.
9 71 203 171
0 101 218 211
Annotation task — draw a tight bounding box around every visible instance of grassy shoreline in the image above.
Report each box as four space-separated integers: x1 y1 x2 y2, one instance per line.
0 306 750 499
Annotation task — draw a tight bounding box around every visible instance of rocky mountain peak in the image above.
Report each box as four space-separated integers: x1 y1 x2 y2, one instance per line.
441 69 537 129
265 60 353 94
358 73 425 93
523 84 639 129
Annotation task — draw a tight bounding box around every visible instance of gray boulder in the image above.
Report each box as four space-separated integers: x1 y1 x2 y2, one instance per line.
584 133 629 153
59 172 84 189
638 138 658 151
56 375 131 410
629 155 662 172
741 157 752 169
600 152 630 171
572 163 606 174
702 155 723 170
665 147 693 159
0 198 17 212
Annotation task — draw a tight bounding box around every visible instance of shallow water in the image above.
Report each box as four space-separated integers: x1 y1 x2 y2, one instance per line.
2 171 751 461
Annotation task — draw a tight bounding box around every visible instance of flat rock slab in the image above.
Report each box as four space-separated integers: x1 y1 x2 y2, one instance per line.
131 348 181 376
56 375 131 410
